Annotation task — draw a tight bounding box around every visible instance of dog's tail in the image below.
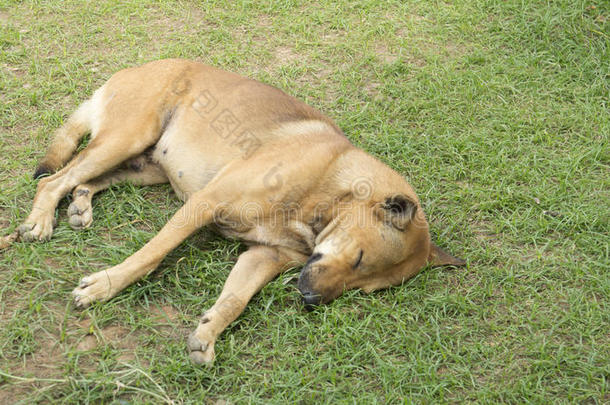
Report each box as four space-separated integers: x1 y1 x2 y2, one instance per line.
34 100 93 179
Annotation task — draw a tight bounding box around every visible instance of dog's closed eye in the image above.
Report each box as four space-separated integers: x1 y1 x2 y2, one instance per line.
353 249 364 269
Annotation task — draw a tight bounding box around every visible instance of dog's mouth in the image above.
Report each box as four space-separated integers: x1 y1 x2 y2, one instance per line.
299 290 323 310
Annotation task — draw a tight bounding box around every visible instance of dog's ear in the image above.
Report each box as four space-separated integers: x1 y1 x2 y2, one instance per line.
382 194 417 231
428 242 466 267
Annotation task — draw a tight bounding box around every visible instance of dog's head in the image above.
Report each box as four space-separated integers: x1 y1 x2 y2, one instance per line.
297 155 465 308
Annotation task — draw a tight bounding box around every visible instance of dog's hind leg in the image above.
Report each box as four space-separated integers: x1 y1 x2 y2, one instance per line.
67 157 168 230
187 245 306 365
18 122 163 242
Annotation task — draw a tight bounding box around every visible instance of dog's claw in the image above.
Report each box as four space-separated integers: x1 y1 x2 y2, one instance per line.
79 277 91 288
17 216 54 242
72 292 88 309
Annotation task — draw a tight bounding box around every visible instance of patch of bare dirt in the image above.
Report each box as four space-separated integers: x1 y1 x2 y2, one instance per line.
321 31 344 43
148 304 187 338
70 305 183 363
26 336 64 377
257 14 272 28
5 329 65 384
76 334 97 351
274 46 299 64
1 348 62 402
363 81 381 98
0 291 23 325
149 304 180 322
74 321 147 366
1 312 147 402
443 41 469 58
76 324 136 351
1 63 26 78
374 43 399 64
0 11 9 25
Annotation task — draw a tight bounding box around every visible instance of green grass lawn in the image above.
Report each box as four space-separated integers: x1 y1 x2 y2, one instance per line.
0 0 608 403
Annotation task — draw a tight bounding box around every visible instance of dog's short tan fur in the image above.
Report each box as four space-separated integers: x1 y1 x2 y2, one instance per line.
9 59 464 365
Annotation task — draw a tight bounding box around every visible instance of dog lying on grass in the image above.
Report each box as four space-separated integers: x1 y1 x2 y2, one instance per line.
2 59 465 364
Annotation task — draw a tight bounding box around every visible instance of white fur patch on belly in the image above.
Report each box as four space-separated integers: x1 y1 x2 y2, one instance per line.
152 120 220 201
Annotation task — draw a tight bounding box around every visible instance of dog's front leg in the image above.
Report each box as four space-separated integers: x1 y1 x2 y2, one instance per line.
72 191 216 307
188 245 304 365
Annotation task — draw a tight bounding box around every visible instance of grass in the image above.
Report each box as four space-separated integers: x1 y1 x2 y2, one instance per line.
0 0 608 403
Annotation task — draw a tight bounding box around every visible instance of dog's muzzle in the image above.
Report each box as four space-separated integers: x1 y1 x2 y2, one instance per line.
297 253 325 310
297 271 323 310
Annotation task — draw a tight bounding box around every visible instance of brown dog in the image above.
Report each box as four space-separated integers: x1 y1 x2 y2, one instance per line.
7 59 464 364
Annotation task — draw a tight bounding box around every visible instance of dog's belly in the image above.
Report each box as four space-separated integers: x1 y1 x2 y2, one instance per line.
151 120 227 201
153 150 218 202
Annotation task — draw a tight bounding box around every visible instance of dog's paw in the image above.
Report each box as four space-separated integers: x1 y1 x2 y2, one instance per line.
17 214 55 242
187 329 216 366
67 198 93 230
72 271 116 308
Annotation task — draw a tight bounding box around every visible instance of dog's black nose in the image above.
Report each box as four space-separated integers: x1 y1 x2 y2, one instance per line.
301 291 322 311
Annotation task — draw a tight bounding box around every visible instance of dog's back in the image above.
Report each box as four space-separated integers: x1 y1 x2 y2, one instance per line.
36 60 349 200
